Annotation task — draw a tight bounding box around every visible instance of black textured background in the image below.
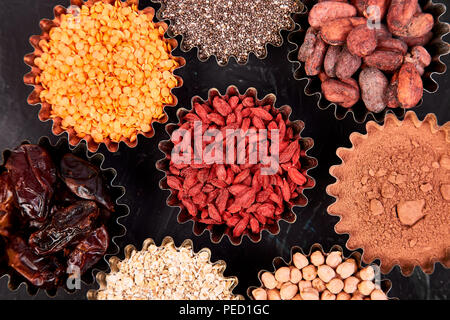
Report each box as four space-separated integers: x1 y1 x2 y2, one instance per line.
0 0 448 300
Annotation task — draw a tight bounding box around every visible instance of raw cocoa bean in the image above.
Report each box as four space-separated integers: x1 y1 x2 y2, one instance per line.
397 62 423 108
363 50 404 72
387 0 418 33
347 25 377 57
305 35 327 76
374 24 392 39
359 67 388 113
321 17 366 45
377 38 408 54
404 45 431 75
321 79 360 108
398 31 432 47
309 1 357 28
385 71 401 108
336 46 362 79
403 13 434 38
324 46 342 78
298 27 318 62
351 0 390 19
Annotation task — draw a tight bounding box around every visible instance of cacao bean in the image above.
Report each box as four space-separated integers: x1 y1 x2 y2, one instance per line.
336 46 362 79
359 67 388 113
397 62 423 108
321 79 360 108
347 25 378 57
309 1 357 28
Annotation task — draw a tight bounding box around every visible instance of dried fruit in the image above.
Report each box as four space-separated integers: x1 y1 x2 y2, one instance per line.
165 93 310 240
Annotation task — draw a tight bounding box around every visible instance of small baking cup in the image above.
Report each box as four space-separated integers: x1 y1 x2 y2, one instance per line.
287 0 450 123
156 86 317 245
152 0 304 66
23 0 185 153
0 137 129 297
87 236 244 300
247 243 393 300
327 112 450 276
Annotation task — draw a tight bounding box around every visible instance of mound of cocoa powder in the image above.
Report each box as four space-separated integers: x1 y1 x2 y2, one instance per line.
328 113 449 275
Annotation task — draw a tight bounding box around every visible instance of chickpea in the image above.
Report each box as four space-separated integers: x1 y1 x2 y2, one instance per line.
292 294 302 300
276 281 283 290
321 290 336 300
312 278 326 292
359 266 376 281
261 272 277 289
302 265 317 281
336 260 357 279
336 292 351 300
293 252 309 269
310 251 325 266
317 265 336 283
280 283 298 300
358 280 375 296
350 291 364 300
298 280 312 291
300 287 320 300
267 289 281 300
326 251 342 268
370 289 388 300
275 267 291 283
252 288 267 300
344 276 360 294
326 278 344 294
290 267 302 284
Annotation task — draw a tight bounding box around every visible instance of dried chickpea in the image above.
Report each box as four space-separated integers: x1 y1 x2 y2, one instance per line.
302 265 317 281
312 278 326 292
351 291 364 300
336 260 357 279
326 278 344 294
280 283 298 300
293 252 309 269
292 294 302 300
358 280 375 296
298 280 312 291
276 281 283 290
289 267 302 284
371 289 388 300
326 251 342 268
267 289 281 300
34 1 180 144
261 272 277 290
344 276 360 294
359 266 376 281
321 290 336 300
317 265 336 283
300 287 320 300
336 292 351 300
310 251 325 266
275 267 291 283
252 288 267 300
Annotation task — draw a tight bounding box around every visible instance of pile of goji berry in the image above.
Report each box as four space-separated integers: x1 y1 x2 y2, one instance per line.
164 93 310 240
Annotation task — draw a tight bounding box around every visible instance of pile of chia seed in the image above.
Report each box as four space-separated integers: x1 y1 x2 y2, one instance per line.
156 0 301 65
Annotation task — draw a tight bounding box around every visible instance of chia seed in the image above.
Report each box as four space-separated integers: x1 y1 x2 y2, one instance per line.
156 0 301 65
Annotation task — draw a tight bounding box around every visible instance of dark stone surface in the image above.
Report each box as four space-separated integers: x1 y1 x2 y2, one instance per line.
0 0 448 300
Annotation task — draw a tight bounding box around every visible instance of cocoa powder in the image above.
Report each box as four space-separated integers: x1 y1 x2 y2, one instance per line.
328 113 450 275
